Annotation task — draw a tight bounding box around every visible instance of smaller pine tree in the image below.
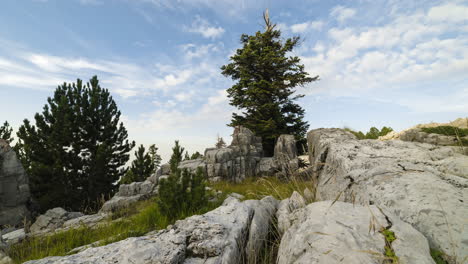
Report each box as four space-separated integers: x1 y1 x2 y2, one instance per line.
0 121 13 142
169 140 185 172
157 168 207 221
131 144 154 182
184 152 190 161
190 151 203 160
148 144 162 174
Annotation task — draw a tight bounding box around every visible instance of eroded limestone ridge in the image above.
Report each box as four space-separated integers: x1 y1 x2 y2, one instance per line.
0 139 31 228
176 126 299 182
308 128 468 263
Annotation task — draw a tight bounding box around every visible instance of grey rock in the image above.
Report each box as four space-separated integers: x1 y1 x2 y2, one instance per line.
0 139 31 227
0 250 13 264
100 176 158 213
277 201 435 264
25 198 272 264
244 196 279 264
303 187 314 203
381 128 468 146
276 191 306 235
156 163 170 177
30 207 83 235
307 128 468 262
62 214 106 230
274 134 299 174
2 228 25 245
178 159 206 174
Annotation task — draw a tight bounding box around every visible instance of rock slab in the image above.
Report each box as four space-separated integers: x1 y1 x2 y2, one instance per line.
277 201 435 264
307 128 468 262
0 139 31 227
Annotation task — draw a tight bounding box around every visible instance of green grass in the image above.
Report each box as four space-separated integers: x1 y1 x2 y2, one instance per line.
430 249 449 264
380 229 398 263
8 198 222 263
421 126 468 137
9 176 313 263
209 176 315 201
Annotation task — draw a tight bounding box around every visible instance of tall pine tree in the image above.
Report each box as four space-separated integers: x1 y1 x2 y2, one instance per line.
17 76 135 212
169 140 185 172
221 11 318 156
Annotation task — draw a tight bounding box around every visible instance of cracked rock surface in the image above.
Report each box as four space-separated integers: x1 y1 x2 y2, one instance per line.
277 201 435 264
307 128 468 262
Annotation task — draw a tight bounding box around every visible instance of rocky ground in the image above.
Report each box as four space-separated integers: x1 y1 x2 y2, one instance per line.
1 125 467 264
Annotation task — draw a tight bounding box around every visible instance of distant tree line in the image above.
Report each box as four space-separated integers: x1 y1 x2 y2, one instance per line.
344 126 394 140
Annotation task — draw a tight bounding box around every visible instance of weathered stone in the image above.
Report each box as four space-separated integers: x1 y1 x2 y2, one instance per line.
1 228 25 245
0 139 31 227
277 201 435 264
62 214 106 230
274 134 299 174
30 207 83 235
25 198 272 264
276 191 306 235
178 158 206 174
156 163 170 177
303 187 314 203
0 250 13 264
307 128 468 262
100 176 158 213
244 196 279 264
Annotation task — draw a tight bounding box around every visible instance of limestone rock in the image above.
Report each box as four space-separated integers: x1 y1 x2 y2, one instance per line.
277 201 435 264
156 163 170 178
30 207 83 235
0 139 31 227
0 250 13 264
2 228 25 245
274 134 299 174
307 128 468 262
244 196 279 264
25 198 278 264
100 176 158 213
62 214 107 230
276 191 306 235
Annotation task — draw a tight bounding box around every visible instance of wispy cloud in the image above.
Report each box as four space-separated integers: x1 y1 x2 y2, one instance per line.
291 20 324 33
186 16 225 39
330 5 356 23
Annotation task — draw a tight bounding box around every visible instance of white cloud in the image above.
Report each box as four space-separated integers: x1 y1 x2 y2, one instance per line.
186 16 225 39
291 20 324 33
427 3 468 23
300 2 468 113
330 5 356 23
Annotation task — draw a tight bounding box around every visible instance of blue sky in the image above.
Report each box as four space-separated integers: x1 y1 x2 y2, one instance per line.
0 0 467 161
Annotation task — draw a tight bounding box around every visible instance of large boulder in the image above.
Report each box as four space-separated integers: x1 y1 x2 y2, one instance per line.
30 207 84 235
307 128 468 262
274 134 299 174
25 197 278 264
276 191 306 235
0 139 31 227
277 201 435 264
100 175 158 213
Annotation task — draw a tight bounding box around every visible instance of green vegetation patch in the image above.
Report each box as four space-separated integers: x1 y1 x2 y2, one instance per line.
344 126 393 140
210 176 315 201
421 126 468 137
8 198 222 263
380 229 399 263
430 249 449 264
